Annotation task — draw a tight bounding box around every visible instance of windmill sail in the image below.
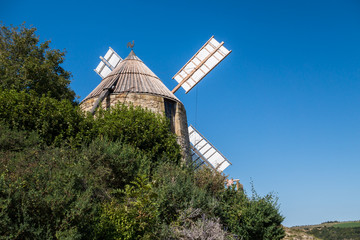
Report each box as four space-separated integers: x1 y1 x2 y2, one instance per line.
172 36 231 94
94 47 122 79
188 125 232 172
90 47 122 114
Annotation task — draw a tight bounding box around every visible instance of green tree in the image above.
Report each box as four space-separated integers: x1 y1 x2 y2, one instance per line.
0 23 76 102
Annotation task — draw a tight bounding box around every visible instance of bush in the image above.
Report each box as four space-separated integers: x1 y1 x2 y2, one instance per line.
217 187 285 240
152 164 218 226
0 127 151 239
170 208 231 240
0 146 99 239
194 166 227 196
93 104 181 164
95 176 159 240
79 138 149 190
0 92 286 239
0 89 93 147
0 123 40 151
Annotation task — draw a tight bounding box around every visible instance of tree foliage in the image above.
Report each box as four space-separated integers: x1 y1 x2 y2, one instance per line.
0 23 76 102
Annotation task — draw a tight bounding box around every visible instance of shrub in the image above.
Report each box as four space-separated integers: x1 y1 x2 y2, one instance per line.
152 164 218 226
0 146 99 239
194 166 227 196
0 130 151 239
217 187 285 240
93 103 181 164
95 176 159 240
170 208 231 240
0 123 40 151
79 138 149 190
0 89 93 147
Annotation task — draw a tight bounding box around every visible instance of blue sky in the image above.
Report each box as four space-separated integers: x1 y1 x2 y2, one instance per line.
2 0 359 227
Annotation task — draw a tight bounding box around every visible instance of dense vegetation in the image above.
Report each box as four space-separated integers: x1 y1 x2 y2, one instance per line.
0 23 285 239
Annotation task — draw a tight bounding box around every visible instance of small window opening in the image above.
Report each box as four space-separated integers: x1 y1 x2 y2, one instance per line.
164 99 176 133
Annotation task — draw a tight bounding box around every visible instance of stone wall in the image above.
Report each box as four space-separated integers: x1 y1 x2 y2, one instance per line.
80 93 190 160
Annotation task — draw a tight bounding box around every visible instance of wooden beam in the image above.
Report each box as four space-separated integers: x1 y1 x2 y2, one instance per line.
90 89 110 115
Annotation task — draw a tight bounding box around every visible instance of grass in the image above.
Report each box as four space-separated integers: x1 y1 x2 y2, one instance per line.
333 222 360 228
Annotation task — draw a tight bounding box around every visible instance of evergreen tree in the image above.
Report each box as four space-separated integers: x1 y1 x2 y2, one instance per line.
0 23 76 102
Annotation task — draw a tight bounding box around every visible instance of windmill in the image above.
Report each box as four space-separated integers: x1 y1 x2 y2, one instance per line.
82 36 232 172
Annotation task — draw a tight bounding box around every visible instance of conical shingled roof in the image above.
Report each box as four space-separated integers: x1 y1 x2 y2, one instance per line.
82 50 180 103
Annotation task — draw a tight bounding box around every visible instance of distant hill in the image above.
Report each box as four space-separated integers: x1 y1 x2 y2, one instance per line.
284 221 360 240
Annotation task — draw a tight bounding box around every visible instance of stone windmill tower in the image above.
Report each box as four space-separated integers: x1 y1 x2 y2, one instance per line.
80 48 190 158
81 37 233 172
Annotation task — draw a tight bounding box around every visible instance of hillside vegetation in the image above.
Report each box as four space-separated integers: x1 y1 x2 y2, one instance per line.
333 222 360 228
0 23 285 239
289 221 360 240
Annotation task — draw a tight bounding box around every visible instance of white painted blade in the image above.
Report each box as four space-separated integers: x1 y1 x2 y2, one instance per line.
94 61 112 79
94 47 122 79
188 125 232 172
173 36 231 93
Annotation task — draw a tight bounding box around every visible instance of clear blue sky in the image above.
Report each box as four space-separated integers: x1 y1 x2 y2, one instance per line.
2 0 359 227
